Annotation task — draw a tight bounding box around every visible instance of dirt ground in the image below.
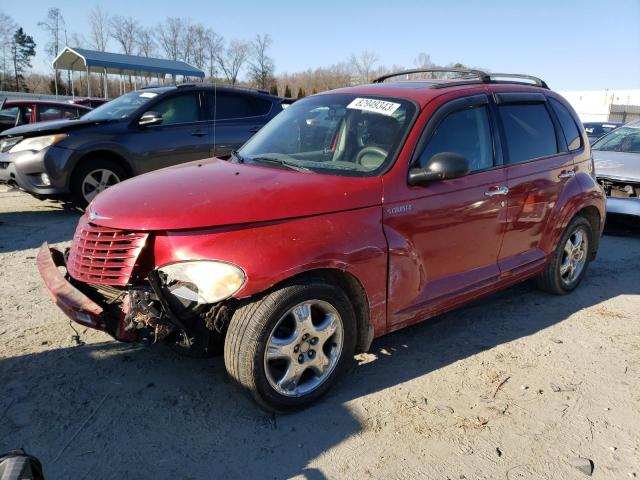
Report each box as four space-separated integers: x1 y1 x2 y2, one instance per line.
0 185 638 480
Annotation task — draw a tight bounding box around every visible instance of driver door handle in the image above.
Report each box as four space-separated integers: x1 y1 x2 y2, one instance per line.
191 129 208 137
558 170 575 179
484 186 509 197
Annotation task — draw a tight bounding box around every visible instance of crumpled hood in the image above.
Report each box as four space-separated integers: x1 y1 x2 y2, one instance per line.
593 150 640 181
89 158 383 231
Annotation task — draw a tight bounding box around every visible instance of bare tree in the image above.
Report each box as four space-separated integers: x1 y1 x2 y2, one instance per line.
38 8 65 59
350 51 379 83
216 40 249 85
414 52 434 69
205 29 223 79
248 33 275 89
157 17 184 61
89 6 110 51
110 16 140 55
0 12 17 90
137 28 156 57
187 24 209 71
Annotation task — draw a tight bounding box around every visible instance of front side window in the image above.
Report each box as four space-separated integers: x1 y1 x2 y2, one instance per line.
38 106 78 121
549 98 581 151
418 106 494 172
592 124 640 153
152 93 202 125
499 103 558 164
239 94 416 176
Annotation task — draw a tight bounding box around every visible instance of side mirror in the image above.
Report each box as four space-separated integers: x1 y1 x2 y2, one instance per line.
139 111 163 127
408 152 470 186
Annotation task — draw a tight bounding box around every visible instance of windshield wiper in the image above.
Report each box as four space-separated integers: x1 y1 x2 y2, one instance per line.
230 150 245 163
251 156 313 173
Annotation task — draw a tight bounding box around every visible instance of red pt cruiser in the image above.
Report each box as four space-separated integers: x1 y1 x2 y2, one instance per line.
37 69 606 411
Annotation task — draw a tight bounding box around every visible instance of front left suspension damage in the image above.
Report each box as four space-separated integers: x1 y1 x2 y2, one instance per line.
123 288 177 343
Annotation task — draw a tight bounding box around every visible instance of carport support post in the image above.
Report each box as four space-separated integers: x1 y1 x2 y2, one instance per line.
86 65 91 98
54 68 58 98
70 70 74 99
103 68 108 99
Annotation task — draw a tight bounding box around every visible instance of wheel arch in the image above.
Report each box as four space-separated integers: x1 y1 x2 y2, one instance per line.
69 150 134 188
265 268 374 354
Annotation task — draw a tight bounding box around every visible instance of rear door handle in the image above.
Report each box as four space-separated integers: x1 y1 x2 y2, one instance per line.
191 129 208 137
558 170 575 179
484 186 509 196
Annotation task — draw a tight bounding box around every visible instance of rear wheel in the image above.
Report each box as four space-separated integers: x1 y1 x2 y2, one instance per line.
534 216 593 294
70 159 127 209
224 280 356 412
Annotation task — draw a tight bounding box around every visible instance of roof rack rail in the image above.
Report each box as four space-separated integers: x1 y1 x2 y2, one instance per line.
373 68 548 89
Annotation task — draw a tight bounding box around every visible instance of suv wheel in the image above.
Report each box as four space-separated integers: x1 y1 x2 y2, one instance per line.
534 216 593 294
224 279 356 412
71 159 127 209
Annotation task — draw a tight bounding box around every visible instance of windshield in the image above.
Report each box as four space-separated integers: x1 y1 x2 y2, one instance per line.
82 91 160 121
239 94 416 176
592 123 640 153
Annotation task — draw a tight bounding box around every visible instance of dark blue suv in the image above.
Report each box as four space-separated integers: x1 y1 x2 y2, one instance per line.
0 84 288 207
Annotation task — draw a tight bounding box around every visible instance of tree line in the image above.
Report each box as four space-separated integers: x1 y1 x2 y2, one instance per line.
0 7 472 98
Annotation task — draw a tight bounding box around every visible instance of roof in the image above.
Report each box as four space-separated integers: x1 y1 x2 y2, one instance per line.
53 47 204 78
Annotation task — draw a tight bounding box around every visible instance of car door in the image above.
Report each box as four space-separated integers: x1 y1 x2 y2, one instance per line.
494 92 575 274
384 94 508 327
206 91 272 157
128 91 211 172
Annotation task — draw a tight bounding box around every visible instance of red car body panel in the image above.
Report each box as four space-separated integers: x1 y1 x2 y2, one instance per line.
39 80 607 345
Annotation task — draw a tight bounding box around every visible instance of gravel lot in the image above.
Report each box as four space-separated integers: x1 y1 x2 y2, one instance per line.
1 186 639 479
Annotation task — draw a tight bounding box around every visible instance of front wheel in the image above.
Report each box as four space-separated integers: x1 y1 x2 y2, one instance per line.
70 159 127 209
534 216 593 294
224 280 356 412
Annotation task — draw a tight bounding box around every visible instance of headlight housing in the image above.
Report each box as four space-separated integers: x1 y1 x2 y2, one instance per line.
9 134 68 153
157 261 246 305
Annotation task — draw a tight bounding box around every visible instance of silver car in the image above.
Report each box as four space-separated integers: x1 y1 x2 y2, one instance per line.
593 119 640 217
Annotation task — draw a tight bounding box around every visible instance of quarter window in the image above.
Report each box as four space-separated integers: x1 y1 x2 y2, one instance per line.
418 106 494 172
549 98 581 151
498 103 558 164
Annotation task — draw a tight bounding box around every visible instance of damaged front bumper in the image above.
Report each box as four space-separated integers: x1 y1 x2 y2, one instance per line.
37 243 140 342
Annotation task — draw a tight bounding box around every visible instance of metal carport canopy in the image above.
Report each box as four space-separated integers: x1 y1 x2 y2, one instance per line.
52 46 205 78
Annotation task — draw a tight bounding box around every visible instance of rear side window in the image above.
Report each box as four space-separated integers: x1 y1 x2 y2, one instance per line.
498 103 558 164
38 106 79 121
549 98 581 151
211 93 272 120
418 106 494 172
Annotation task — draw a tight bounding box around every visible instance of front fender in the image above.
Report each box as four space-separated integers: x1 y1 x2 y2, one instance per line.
152 207 389 336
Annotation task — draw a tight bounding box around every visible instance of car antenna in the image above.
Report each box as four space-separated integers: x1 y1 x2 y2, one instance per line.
213 82 217 157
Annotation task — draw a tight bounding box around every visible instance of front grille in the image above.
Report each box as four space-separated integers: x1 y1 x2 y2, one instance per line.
67 217 148 286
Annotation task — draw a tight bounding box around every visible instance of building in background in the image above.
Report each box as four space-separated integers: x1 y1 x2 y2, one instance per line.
560 89 640 123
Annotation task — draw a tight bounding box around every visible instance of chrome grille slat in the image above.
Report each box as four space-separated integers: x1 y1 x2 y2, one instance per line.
67 218 148 286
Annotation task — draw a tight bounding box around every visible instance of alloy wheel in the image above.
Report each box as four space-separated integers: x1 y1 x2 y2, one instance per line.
82 168 121 203
559 228 589 286
264 300 344 397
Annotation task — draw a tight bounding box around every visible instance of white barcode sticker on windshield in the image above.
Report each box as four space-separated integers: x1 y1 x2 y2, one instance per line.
347 97 401 116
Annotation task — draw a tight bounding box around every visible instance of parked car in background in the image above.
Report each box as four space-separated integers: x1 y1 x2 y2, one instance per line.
0 84 286 208
593 119 640 217
36 69 605 412
583 121 622 144
0 99 91 134
68 97 109 109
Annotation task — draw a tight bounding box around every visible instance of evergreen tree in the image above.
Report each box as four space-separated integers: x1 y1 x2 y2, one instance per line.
283 84 292 98
11 27 36 91
269 84 278 96
311 87 318 95
296 87 305 99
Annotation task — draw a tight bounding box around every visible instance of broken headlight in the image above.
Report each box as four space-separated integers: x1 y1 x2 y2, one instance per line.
157 261 245 305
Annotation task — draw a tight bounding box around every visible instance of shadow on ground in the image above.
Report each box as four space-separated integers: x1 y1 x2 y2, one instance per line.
1 224 639 479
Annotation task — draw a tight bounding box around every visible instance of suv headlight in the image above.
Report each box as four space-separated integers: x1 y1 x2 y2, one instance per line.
9 134 68 153
157 261 246 304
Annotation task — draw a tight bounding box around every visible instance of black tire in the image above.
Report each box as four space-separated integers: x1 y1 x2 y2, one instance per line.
70 158 127 209
534 216 593 294
224 279 357 412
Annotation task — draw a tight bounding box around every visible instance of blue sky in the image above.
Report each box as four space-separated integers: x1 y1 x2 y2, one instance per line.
4 0 640 90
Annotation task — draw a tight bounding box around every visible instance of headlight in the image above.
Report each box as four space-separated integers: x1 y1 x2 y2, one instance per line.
9 134 68 153
158 261 246 304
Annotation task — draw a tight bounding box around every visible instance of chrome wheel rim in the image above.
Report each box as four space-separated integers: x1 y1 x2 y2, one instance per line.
560 228 589 286
264 300 344 398
82 169 121 203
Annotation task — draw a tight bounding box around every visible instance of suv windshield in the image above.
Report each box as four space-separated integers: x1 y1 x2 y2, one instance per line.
592 123 640 153
82 90 160 121
239 94 416 176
